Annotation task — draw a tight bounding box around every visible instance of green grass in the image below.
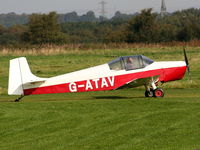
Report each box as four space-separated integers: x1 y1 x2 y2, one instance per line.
0 47 200 150
0 89 200 150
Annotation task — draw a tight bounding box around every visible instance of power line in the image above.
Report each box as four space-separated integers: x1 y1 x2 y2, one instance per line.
161 0 167 16
99 0 107 18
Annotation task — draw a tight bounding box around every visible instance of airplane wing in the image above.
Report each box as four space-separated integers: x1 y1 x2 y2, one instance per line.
116 75 160 89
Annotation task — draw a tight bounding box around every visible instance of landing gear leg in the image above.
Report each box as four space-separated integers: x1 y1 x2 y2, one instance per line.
145 82 164 98
14 95 24 102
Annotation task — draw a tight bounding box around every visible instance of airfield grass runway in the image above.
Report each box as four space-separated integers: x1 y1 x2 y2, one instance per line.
0 47 200 150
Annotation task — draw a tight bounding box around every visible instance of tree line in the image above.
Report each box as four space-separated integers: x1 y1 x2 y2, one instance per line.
0 8 200 46
0 11 134 27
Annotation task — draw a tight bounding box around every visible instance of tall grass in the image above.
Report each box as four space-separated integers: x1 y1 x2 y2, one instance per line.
0 41 200 56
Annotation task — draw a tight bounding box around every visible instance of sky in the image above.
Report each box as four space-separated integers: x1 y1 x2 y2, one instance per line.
0 0 199 17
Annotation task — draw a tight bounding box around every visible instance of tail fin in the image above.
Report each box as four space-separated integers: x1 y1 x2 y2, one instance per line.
8 57 45 95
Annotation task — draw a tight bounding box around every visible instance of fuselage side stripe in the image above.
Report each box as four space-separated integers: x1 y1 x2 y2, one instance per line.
23 66 186 95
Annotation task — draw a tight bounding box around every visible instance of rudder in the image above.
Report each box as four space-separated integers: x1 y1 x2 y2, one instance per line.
8 57 24 95
8 57 44 95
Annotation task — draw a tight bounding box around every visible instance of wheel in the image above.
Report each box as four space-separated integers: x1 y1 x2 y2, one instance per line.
145 90 153 97
153 88 164 97
14 99 19 102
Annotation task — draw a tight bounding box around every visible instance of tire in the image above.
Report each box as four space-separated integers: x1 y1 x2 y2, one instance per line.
153 88 164 97
145 90 153 97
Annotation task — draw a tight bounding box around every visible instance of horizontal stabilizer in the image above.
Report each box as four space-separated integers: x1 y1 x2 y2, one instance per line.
30 80 46 84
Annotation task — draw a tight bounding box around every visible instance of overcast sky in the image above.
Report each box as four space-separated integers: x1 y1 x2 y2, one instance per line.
0 0 199 17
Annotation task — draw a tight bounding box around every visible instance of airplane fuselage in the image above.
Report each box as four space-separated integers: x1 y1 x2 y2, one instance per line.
23 61 186 95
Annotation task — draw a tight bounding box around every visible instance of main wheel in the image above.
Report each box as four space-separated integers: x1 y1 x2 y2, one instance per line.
145 90 153 97
153 88 164 97
14 99 19 102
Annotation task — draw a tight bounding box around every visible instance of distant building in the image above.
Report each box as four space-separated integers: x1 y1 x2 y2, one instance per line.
161 0 167 17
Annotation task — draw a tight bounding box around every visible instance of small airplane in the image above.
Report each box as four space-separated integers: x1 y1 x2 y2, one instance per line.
8 49 190 102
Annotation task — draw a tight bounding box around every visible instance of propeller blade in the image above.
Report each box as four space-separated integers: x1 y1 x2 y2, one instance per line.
183 48 189 66
183 47 191 79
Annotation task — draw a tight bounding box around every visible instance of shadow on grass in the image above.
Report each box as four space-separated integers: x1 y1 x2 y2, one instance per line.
0 100 16 103
93 96 146 100
0 95 147 103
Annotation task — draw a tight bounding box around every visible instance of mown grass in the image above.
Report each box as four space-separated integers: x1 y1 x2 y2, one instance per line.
0 46 200 150
0 89 200 150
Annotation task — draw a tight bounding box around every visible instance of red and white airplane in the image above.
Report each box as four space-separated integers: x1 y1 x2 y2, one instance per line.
8 51 189 102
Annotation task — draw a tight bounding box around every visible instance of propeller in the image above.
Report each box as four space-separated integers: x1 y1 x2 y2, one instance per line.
183 47 191 80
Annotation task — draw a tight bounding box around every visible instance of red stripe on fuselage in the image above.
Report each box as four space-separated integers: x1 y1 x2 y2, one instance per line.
23 66 186 95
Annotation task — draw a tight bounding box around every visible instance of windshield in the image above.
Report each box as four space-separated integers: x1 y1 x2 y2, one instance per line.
108 55 154 71
141 55 154 66
108 57 124 70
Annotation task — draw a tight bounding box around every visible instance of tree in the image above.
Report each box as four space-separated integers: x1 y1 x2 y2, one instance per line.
111 11 134 23
158 24 177 42
0 25 5 35
80 11 97 22
0 12 28 27
105 24 127 43
126 8 159 43
0 25 26 45
60 11 79 22
24 12 68 44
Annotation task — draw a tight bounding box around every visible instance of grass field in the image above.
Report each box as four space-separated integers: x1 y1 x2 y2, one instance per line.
0 46 200 150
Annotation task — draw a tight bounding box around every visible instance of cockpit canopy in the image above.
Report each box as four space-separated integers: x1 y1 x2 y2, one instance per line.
108 55 154 71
